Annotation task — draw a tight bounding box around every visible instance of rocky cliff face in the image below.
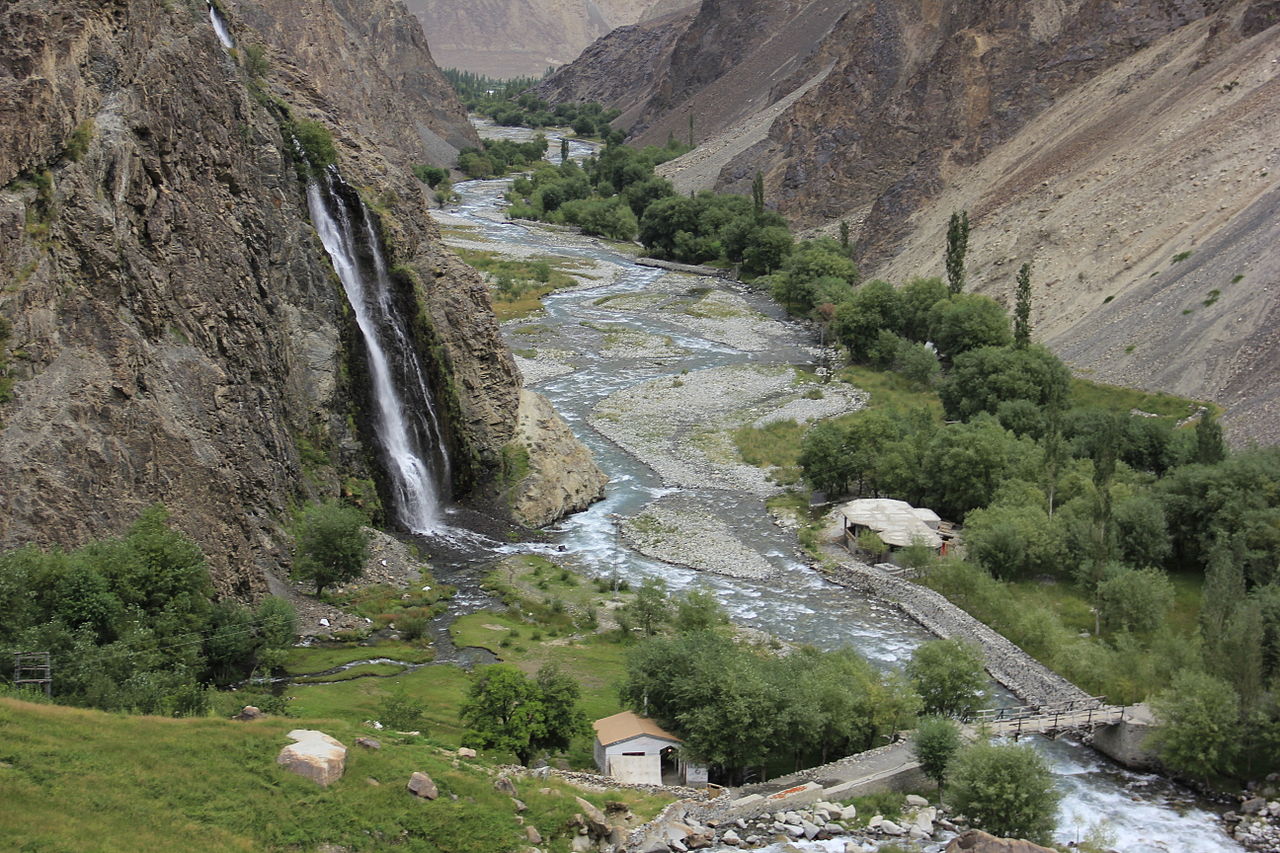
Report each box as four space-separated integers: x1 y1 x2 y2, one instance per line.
544 0 1280 442
0 0 520 594
402 0 681 78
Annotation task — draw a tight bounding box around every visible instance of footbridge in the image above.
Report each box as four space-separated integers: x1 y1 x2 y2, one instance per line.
971 697 1127 738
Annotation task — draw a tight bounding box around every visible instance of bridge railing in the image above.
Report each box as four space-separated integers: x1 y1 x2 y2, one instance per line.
972 697 1124 735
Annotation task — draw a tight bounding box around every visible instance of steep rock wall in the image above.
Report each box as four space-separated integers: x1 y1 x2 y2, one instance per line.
0 0 519 594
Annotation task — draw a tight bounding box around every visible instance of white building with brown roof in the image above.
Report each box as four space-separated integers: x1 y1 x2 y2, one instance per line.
592 711 707 787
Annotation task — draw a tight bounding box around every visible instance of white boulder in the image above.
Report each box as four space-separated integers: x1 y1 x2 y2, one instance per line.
277 730 346 786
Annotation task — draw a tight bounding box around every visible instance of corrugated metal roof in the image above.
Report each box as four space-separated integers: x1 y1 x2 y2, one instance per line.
592 711 681 747
839 498 944 549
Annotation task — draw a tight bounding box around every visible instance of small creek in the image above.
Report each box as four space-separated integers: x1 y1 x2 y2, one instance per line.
417 122 1240 852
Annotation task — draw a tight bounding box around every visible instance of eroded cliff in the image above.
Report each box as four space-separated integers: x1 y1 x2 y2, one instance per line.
0 0 521 593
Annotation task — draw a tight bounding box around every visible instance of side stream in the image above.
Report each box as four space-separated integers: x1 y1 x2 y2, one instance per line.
430 122 1242 853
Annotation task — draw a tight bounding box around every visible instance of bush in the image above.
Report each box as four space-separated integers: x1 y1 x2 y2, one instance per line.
288 119 337 172
412 164 448 188
292 500 369 595
950 742 1060 843
377 689 427 732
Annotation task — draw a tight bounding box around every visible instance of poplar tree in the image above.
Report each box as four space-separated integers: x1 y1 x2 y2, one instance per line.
946 210 969 295
752 171 765 216
1014 262 1032 348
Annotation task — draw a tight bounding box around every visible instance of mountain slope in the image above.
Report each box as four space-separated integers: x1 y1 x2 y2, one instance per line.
541 0 1280 442
0 0 517 592
402 0 685 78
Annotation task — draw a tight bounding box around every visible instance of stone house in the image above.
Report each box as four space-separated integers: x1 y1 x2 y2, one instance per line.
592 711 707 787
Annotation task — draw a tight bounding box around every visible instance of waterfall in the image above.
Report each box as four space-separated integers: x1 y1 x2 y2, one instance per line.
306 172 450 533
208 3 235 50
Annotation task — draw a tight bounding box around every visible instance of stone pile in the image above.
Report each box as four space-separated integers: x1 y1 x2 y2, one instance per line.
1224 794 1280 851
628 791 959 852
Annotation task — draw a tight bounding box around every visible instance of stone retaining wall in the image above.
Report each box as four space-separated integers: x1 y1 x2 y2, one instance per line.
817 545 1097 709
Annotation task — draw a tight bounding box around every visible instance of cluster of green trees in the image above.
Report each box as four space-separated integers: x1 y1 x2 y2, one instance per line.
460 663 589 766
782 219 1280 783
913 718 1060 845
0 507 296 714
504 138 691 241
456 135 550 180
614 581 1002 784
473 92 623 141
441 69 542 104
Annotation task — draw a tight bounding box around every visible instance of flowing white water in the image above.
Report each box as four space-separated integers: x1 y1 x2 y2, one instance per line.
208 3 235 50
306 176 446 533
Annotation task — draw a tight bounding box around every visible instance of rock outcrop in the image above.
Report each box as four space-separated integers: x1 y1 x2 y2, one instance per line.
277 729 347 786
0 0 520 592
944 830 1058 853
507 389 608 528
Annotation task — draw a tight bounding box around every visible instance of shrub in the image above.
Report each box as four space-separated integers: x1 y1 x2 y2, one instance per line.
288 119 337 171
377 689 427 732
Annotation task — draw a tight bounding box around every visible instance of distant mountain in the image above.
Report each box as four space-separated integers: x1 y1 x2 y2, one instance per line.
539 0 1280 443
402 0 691 78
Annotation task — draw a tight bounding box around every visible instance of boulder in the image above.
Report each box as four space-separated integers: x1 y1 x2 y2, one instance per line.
906 794 930 808
879 819 904 836
234 705 264 721
458 747 477 758
495 776 518 796
355 737 381 750
1242 797 1267 815
512 797 527 813
721 828 742 846
944 829 1060 853
573 796 612 838
407 771 439 800
839 805 858 822
801 820 820 840
276 730 347 786
525 826 543 844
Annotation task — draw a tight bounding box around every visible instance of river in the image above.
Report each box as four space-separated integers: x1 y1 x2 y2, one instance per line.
426 122 1242 853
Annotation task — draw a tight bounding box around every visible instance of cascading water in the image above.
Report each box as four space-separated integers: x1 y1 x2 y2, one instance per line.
208 2 235 50
306 171 450 534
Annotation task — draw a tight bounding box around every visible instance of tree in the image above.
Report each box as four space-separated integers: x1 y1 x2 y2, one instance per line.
1148 669 1241 782
675 589 728 634
906 638 986 719
898 276 949 343
752 171 765 216
377 688 427 732
798 420 855 496
621 576 669 636
1195 411 1226 465
962 502 1055 580
292 500 369 595
945 210 969 295
1113 494 1171 568
839 220 850 250
923 418 1030 520
831 280 903 363
560 136 570 163
913 715 962 803
950 742 1060 843
928 294 1012 360
1095 567 1174 634
741 225 793 276
938 345 1070 421
1014 262 1033 348
460 664 587 765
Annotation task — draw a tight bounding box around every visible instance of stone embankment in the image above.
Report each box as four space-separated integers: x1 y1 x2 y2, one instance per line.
628 785 959 852
817 544 1096 709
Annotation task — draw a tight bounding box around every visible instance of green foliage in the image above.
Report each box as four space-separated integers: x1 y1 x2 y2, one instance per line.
376 688 427 732
0 507 294 712
411 164 448 188
962 501 1057 580
950 742 1060 843
287 119 337 172
62 120 95 162
939 345 1070 421
1096 567 1174 634
622 632 916 781
912 715 962 801
1149 669 1240 781
460 664 588 765
619 576 670 636
831 280 901 362
674 589 728 634
928 293 1013 360
291 500 369 595
906 639 986 719
242 43 269 78
945 210 970 295
457 135 548 178
1014 262 1033 348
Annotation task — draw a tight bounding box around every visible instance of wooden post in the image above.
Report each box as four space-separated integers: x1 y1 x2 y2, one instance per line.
13 652 52 697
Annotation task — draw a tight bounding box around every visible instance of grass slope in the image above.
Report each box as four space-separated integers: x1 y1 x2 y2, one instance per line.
0 697 668 853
